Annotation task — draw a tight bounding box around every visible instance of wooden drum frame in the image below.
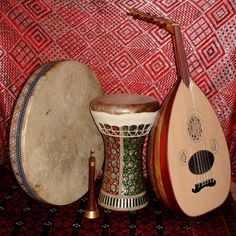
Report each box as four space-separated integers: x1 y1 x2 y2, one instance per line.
10 60 104 205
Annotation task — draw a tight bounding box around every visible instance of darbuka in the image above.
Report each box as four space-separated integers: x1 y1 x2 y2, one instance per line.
90 94 159 211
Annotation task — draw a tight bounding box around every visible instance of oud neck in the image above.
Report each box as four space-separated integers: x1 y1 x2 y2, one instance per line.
172 25 190 87
128 8 191 87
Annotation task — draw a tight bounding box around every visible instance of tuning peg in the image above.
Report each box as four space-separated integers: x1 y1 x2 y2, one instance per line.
159 23 166 28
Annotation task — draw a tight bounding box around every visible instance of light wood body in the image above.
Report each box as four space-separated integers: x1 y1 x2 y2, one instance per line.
149 79 231 216
129 8 231 216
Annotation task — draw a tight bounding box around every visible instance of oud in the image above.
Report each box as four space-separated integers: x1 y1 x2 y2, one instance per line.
129 8 231 217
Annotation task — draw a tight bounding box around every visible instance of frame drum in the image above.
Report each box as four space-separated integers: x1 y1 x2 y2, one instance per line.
10 60 104 205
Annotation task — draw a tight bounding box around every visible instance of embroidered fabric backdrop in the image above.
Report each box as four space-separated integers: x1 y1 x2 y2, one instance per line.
0 0 235 178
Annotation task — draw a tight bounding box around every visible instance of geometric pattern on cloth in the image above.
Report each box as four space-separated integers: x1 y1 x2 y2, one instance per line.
0 1 235 178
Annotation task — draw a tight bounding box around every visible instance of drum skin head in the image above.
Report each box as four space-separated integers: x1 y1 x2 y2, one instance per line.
10 60 104 205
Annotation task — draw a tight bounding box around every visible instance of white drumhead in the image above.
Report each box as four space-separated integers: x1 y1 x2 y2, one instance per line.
10 60 104 205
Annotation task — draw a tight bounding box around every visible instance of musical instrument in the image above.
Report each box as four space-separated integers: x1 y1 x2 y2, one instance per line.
129 8 231 217
90 94 159 211
84 150 100 219
9 60 104 205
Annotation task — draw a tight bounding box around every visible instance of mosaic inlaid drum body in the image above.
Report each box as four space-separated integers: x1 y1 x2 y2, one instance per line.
90 94 159 211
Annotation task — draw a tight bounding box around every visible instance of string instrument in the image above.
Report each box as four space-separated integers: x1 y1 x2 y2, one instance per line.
129 8 231 217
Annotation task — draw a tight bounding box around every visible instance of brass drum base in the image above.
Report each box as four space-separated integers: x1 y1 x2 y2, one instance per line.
84 209 99 219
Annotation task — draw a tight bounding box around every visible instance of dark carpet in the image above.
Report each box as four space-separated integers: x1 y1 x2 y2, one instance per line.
0 164 236 236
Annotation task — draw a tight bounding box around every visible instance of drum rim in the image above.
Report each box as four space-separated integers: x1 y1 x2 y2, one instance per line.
10 60 61 202
90 93 159 114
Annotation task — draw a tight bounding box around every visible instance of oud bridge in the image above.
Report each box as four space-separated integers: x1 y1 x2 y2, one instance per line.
192 178 216 193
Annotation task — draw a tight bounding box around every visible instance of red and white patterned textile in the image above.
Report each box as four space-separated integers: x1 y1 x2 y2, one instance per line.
0 0 235 178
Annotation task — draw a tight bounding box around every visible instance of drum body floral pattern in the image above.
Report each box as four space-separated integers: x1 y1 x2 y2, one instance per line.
98 131 148 211
101 135 146 196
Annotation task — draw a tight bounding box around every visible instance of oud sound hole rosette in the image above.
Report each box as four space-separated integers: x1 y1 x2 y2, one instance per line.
187 115 203 142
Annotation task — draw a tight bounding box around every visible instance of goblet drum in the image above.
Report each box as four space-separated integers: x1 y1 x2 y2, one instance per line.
90 94 159 211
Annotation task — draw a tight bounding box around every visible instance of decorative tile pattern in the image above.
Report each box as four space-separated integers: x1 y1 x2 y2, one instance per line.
198 36 225 69
20 0 52 20
192 0 217 11
122 136 145 195
0 0 235 177
206 1 235 29
56 1 89 27
101 136 120 195
155 0 185 14
186 17 213 47
109 50 137 77
8 5 35 33
56 30 88 58
25 24 52 52
169 2 201 28
98 122 150 210
10 40 37 69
